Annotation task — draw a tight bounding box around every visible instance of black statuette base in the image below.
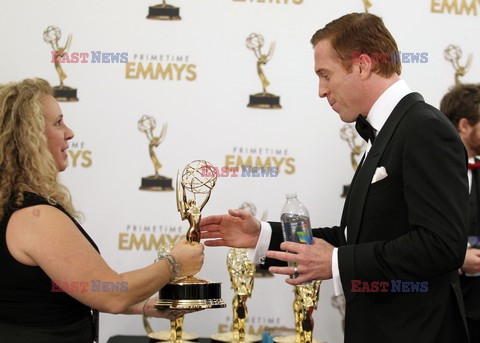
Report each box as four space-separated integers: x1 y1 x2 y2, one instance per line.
140 175 173 191
248 92 281 109
53 86 78 102
147 4 181 20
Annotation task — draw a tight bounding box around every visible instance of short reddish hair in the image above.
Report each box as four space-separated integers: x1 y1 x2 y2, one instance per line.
310 12 402 77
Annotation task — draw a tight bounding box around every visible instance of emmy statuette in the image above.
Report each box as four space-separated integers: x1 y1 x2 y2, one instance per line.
273 281 323 343
138 115 173 191
147 0 181 20
211 248 261 343
154 160 226 342
339 124 366 197
43 26 78 102
246 33 281 109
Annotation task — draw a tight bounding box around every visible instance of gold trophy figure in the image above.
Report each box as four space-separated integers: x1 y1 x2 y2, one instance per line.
362 0 372 13
246 33 281 109
138 115 173 191
156 160 226 340
444 44 473 87
274 281 323 343
211 248 261 343
177 162 214 243
43 26 78 102
340 124 366 197
147 0 181 20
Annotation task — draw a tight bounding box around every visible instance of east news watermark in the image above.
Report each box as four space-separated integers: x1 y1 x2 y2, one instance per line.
51 280 128 293
50 51 128 64
202 165 278 178
351 51 429 64
351 280 429 293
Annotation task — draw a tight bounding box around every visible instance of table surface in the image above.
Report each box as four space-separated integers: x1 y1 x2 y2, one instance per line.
107 336 213 343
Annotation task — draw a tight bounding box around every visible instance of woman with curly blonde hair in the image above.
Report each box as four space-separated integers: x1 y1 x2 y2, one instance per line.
0 78 204 342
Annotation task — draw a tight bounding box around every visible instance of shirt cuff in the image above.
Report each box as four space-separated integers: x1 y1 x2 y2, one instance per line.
332 247 344 296
247 221 272 264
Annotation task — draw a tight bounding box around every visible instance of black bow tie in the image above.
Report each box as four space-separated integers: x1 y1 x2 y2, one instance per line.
355 115 376 143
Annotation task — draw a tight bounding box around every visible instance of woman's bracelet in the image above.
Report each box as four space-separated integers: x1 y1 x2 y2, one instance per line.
155 250 181 281
142 298 149 317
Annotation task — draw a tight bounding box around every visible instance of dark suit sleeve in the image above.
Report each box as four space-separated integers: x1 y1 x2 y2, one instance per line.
338 107 468 294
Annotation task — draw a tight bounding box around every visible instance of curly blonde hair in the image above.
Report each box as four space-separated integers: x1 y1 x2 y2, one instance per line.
0 78 79 220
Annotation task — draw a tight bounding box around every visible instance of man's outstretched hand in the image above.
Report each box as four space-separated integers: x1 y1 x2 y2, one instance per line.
200 209 261 249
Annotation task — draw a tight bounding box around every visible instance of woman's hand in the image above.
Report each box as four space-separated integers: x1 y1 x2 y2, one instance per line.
170 239 204 277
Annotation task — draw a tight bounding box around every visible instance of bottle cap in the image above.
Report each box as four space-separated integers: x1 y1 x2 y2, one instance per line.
285 192 297 199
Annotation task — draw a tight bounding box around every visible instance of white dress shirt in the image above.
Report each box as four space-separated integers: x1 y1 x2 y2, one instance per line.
249 79 412 297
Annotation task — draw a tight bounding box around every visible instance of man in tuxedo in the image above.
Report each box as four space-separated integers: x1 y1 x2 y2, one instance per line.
441 84 480 342
201 13 469 342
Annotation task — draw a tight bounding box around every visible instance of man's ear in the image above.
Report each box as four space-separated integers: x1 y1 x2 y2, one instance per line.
458 117 471 134
356 53 373 80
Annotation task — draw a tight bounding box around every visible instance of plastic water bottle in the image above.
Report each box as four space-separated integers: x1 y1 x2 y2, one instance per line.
280 193 313 267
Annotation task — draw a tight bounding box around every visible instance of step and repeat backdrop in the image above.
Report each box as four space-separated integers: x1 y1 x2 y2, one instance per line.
1 0 479 342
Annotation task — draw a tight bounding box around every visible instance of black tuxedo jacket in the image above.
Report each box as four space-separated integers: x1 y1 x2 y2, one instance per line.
460 161 480 322
268 93 470 342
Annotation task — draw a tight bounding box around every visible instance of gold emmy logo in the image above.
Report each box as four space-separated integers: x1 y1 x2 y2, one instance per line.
246 33 281 109
43 26 78 102
146 0 181 20
444 44 473 87
363 0 372 12
138 115 173 191
340 124 366 197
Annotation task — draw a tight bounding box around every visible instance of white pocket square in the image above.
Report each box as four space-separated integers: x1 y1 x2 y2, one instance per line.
371 166 388 184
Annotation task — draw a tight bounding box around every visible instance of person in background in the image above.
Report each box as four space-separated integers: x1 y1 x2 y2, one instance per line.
200 12 470 343
441 83 480 342
0 78 204 342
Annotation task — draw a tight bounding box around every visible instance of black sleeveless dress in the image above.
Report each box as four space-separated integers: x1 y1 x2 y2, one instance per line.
0 192 99 342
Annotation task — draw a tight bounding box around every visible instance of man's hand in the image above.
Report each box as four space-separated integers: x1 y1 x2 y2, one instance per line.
267 238 334 285
461 248 480 274
200 209 261 248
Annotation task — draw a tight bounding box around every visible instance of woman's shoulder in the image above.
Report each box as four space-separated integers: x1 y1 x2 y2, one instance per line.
6 192 67 223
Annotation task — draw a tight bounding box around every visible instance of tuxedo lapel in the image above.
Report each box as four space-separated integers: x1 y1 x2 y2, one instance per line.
340 153 365 229
346 93 424 244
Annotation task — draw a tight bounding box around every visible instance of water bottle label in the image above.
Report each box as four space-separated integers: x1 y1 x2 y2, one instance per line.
281 219 313 245
296 222 312 244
